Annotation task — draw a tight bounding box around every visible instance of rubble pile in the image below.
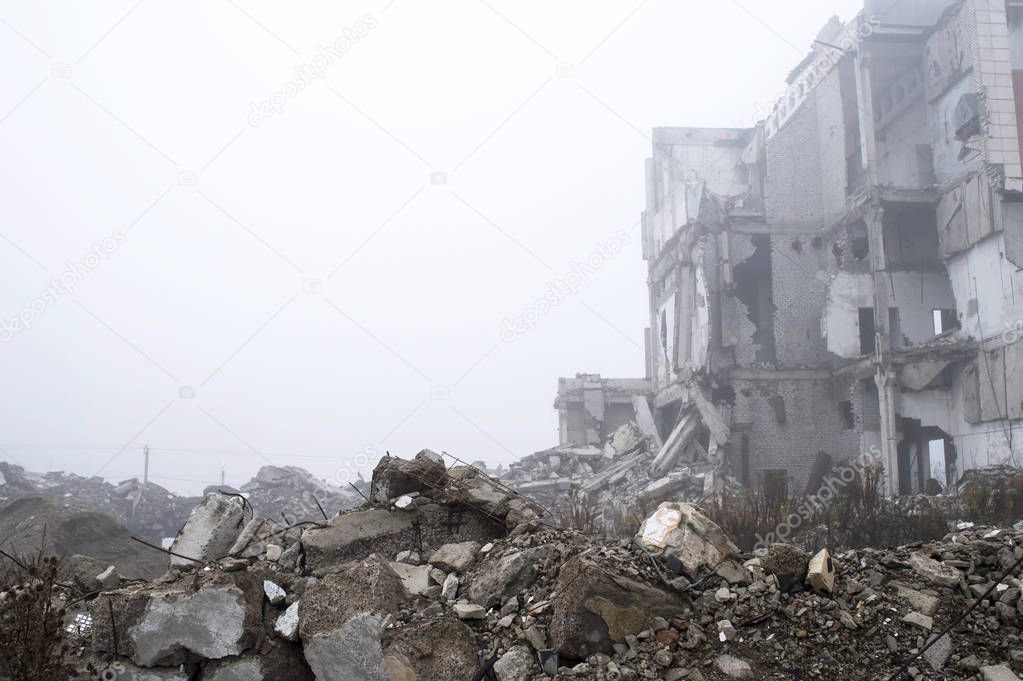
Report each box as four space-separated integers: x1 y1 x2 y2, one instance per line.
223 465 364 523
502 417 731 529
0 461 198 542
55 451 1023 680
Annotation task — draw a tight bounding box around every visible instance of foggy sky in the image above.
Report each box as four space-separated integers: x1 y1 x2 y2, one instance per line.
0 0 863 494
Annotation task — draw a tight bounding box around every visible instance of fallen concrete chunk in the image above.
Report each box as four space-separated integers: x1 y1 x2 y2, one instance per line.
493 645 536 681
299 555 406 681
909 552 961 587
90 573 262 667
429 541 481 573
891 582 940 616
903 611 934 631
301 504 501 575
169 493 247 567
390 562 433 596
806 548 835 593
382 618 478 681
548 554 685 659
635 502 739 577
96 565 122 589
370 449 447 502
923 633 952 671
227 517 275 559
453 603 486 620
467 549 541 608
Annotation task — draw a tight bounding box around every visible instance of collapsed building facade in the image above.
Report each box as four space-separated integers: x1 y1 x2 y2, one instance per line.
556 0 1023 499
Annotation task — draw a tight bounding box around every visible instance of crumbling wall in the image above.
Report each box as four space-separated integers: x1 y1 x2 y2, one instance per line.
771 233 831 367
946 233 1023 339
731 378 861 492
765 67 849 227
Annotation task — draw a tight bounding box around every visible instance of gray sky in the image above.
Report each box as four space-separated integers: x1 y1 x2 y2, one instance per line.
0 0 863 494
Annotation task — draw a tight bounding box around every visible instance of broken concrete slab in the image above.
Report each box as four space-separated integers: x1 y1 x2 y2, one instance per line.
389 562 433 597
982 664 1023 681
89 573 262 667
382 618 478 681
275 601 300 641
891 582 940 616
169 493 247 567
632 395 663 450
467 548 542 609
301 504 501 575
909 552 962 587
299 555 406 681
227 517 275 559
635 502 739 577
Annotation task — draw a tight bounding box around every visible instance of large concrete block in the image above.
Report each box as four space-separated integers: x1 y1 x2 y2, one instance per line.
170 494 247 567
382 618 478 681
90 573 262 667
635 502 739 577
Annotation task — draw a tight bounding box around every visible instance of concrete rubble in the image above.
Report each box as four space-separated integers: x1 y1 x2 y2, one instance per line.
49 451 1023 679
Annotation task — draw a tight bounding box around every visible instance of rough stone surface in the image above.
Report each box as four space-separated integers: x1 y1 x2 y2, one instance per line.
299 555 406 681
891 582 940 616
370 449 447 502
762 544 811 582
382 618 478 681
390 562 433 596
428 541 481 573
716 655 753 679
467 548 541 608
982 664 1023 681
275 601 300 641
89 573 261 667
493 645 536 681
169 493 246 567
302 504 501 575
548 554 685 660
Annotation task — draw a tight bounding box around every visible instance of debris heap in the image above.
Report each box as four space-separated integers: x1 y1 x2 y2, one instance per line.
59 452 1023 681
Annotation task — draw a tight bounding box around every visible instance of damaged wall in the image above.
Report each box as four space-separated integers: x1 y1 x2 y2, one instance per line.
945 233 1023 339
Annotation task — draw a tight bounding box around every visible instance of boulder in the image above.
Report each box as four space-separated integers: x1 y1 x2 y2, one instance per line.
548 554 686 660
301 504 502 575
299 555 406 681
381 618 478 681
635 502 739 577
445 466 542 529
428 541 481 573
89 573 262 667
370 450 448 502
169 493 247 567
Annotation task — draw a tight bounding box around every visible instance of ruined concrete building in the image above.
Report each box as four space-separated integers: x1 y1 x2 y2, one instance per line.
562 0 1023 498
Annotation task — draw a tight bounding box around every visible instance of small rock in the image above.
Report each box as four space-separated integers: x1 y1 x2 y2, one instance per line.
265 544 283 562
264 580 287 605
903 611 933 631
453 603 486 620
715 654 753 679
275 601 299 641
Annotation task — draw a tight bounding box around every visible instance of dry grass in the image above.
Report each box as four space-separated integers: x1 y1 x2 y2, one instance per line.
0 548 73 681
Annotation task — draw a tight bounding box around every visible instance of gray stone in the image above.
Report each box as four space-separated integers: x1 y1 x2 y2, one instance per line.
227 517 274 559
204 657 262 681
442 573 460 602
903 611 934 631
265 543 283 562
494 646 536 681
89 576 261 667
715 559 751 585
275 601 300 641
370 450 447 502
303 612 387 681
390 562 433 596
453 603 486 620
264 580 286 605
93 662 190 681
891 582 940 616
170 493 247 567
429 541 481 573
467 549 540 608
922 633 952 671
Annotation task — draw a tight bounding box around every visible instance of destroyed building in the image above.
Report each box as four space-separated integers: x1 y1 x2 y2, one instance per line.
553 0 1023 499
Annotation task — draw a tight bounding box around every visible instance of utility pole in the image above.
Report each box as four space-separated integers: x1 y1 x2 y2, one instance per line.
221 465 225 488
143 444 150 488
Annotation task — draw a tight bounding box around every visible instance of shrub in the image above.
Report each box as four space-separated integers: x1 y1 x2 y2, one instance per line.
0 550 72 681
